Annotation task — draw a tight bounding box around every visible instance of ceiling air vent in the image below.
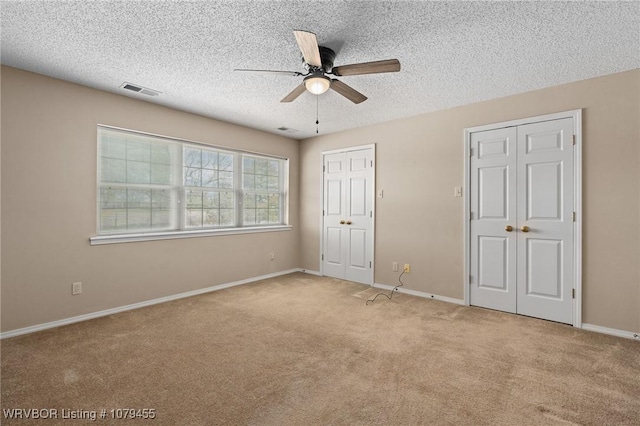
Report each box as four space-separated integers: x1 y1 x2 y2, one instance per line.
277 127 298 133
120 82 161 97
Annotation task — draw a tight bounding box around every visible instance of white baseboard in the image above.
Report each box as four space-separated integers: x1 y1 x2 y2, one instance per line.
581 323 640 341
372 284 640 341
5 269 636 342
0 269 300 339
373 282 465 305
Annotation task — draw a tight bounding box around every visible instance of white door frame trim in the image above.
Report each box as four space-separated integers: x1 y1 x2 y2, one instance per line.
319 144 376 283
463 109 583 327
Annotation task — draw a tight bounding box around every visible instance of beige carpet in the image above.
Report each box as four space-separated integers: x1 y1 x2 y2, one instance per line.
2 272 639 425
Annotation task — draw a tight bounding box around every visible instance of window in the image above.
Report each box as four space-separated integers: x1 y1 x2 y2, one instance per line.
96 126 288 239
242 155 283 225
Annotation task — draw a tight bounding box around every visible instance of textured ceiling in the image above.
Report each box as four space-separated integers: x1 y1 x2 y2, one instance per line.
1 1 639 139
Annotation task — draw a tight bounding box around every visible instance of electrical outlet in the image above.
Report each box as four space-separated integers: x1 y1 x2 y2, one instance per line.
270 252 275 261
72 282 82 295
392 262 398 272
404 264 411 274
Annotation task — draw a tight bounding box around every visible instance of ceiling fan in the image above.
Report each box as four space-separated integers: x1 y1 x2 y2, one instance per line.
234 30 401 104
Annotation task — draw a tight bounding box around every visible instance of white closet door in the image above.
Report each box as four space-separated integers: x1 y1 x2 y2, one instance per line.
323 152 348 279
469 127 518 313
516 118 574 324
470 117 575 325
322 148 374 285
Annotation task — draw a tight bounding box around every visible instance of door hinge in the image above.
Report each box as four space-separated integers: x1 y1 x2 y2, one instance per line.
370 211 372 218
323 210 325 216
469 212 473 220
572 135 576 146
322 254 324 261
469 147 473 157
370 160 373 167
572 288 575 299
369 261 372 268
572 212 576 222
323 165 326 172
469 275 473 284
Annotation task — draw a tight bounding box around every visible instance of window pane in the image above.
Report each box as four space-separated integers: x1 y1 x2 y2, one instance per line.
256 195 268 209
127 161 151 184
202 151 218 169
101 137 126 159
152 210 171 229
186 209 202 228
219 171 233 189
269 209 280 224
255 175 268 191
243 193 256 208
268 160 279 176
220 192 234 209
256 209 268 224
255 159 268 175
102 158 126 183
152 189 171 209
203 191 219 208
151 163 171 185
127 189 151 208
127 139 150 162
243 157 255 173
151 144 171 164
128 209 151 230
203 209 219 227
101 209 127 232
101 187 127 208
186 209 202 227
186 191 203 208
202 169 218 187
219 154 233 171
267 176 279 192
243 174 255 190
268 194 280 208
184 148 201 167
243 209 256 225
184 167 202 187
220 209 234 226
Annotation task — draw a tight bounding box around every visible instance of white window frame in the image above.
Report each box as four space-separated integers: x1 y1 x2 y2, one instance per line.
91 125 291 245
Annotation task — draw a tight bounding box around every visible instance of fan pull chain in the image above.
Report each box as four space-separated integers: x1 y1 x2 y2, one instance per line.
316 94 319 134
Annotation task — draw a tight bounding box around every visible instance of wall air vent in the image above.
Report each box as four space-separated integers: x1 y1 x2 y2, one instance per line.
120 82 161 97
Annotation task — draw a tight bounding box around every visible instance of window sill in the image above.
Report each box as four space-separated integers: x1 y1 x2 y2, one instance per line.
90 225 292 245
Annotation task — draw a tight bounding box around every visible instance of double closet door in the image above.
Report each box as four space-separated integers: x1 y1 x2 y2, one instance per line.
469 118 575 324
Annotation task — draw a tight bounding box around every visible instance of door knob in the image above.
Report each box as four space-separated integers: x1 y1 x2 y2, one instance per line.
521 226 530 233
505 225 513 232
346 221 352 225
340 220 345 224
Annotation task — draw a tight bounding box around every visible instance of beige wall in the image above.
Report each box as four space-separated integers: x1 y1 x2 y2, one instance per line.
300 69 640 333
1 66 300 332
2 66 639 335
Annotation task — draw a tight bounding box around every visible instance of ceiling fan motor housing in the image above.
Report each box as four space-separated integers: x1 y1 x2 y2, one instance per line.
303 46 336 73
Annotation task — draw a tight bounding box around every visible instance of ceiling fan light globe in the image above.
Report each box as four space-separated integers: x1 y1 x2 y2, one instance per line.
304 75 331 95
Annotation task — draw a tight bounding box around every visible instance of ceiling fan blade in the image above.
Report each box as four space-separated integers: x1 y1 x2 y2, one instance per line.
332 59 401 77
234 69 303 77
281 84 307 103
293 30 322 67
330 79 367 104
